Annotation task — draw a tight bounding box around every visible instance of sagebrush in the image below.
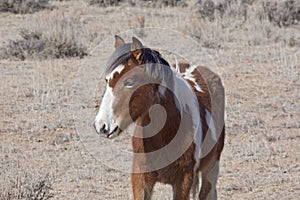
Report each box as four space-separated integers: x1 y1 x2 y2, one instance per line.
263 0 300 27
88 0 187 7
0 0 53 14
0 12 93 60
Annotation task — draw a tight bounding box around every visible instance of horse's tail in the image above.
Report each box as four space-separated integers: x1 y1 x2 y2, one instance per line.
192 173 199 200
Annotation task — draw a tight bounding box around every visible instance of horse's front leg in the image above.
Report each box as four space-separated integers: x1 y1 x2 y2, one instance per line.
172 171 194 200
132 173 155 200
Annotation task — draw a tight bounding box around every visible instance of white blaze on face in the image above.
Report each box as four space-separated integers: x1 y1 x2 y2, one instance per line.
106 64 125 82
94 65 125 138
94 84 115 134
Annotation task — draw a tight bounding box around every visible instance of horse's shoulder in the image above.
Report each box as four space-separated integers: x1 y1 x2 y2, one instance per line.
171 63 224 112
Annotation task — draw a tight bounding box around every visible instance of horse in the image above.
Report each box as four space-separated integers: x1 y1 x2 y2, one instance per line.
94 35 225 200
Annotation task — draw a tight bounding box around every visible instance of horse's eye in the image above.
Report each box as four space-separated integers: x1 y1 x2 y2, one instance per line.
124 79 135 88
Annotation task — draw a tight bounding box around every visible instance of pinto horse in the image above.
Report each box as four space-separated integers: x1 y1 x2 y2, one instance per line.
94 36 225 200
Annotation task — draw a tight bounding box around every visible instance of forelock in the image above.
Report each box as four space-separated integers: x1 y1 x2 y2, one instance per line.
104 43 132 76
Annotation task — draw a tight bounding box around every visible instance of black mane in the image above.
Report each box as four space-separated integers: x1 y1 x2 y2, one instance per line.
104 43 172 80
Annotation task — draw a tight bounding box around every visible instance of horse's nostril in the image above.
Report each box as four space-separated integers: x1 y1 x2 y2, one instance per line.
100 123 108 134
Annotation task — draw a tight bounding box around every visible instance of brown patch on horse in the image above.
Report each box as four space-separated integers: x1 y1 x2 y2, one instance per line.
131 85 181 153
108 57 139 88
172 62 211 111
172 62 225 174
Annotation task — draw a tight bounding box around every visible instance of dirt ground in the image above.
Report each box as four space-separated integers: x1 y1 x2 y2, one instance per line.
0 1 299 199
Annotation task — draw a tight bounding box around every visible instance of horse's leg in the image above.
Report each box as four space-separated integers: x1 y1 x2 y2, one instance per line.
172 171 194 200
199 160 219 200
132 173 155 200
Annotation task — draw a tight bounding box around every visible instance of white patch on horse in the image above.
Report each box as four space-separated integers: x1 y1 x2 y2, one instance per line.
205 109 217 142
194 119 203 172
182 65 204 93
170 67 202 172
174 55 180 74
106 64 125 81
171 64 204 171
94 85 116 134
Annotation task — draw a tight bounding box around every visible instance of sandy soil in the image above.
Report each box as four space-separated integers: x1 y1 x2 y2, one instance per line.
0 1 299 199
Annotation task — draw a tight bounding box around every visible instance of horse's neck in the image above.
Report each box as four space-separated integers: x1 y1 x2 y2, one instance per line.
132 89 185 153
131 69 199 153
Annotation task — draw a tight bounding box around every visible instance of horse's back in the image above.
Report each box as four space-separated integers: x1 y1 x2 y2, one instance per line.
197 66 225 119
172 63 225 115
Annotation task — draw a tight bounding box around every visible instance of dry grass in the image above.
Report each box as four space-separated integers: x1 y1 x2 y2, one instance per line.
185 0 300 48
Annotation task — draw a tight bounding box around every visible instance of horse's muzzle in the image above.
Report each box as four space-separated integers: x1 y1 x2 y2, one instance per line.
94 121 120 139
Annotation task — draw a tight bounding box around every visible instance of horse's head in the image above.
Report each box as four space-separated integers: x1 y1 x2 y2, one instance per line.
94 36 171 138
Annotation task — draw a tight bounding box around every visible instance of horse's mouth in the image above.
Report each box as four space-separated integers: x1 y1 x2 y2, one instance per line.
107 126 120 139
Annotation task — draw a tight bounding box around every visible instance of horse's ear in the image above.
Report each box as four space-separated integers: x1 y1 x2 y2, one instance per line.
114 35 125 49
131 37 144 63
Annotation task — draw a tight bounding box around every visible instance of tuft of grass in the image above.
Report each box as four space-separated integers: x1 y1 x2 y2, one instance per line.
0 11 93 60
263 0 300 27
26 174 54 200
139 0 188 7
194 0 217 21
88 0 123 7
0 0 53 14
0 173 54 200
